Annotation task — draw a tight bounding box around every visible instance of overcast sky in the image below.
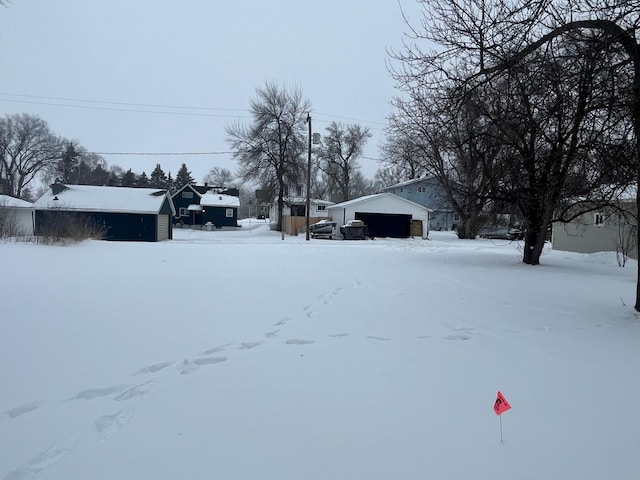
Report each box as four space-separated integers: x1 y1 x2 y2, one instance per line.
0 1 422 185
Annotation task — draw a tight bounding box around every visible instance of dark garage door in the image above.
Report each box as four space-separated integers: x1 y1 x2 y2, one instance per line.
355 212 412 238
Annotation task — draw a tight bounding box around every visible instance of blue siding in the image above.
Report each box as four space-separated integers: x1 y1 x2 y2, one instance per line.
382 178 459 230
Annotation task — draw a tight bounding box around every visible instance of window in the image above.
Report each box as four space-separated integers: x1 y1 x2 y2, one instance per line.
294 185 303 196
453 213 460 222
179 207 188 217
417 186 426 193
594 212 605 226
317 205 326 212
182 191 193 199
226 208 234 218
282 185 289 196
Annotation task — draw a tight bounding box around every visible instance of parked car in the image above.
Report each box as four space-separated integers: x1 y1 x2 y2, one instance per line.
479 225 524 240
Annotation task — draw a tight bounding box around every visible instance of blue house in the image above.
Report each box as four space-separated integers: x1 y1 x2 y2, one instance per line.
200 192 240 229
172 184 240 227
381 177 460 231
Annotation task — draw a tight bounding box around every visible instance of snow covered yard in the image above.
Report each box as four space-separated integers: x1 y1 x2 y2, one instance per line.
1 222 639 480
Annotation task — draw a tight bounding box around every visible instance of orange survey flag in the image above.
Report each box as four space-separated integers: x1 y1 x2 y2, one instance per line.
493 391 511 415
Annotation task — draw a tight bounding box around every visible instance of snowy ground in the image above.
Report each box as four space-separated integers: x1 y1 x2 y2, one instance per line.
1 220 639 479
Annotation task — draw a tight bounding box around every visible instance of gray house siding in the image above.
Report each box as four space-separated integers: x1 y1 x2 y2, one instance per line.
552 204 637 258
382 177 458 231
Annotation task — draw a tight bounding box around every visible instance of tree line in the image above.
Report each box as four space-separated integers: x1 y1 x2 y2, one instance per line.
0 113 203 200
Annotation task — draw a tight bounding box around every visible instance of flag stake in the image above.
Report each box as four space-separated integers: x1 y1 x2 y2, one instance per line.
499 415 503 443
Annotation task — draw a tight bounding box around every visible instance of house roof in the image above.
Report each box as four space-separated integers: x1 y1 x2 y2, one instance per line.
33 185 174 215
0 194 33 208
200 192 240 208
172 183 204 199
382 177 435 189
328 193 433 212
284 196 335 206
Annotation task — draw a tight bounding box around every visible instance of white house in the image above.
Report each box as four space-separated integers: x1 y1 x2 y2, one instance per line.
0 194 34 236
327 193 432 239
552 196 637 259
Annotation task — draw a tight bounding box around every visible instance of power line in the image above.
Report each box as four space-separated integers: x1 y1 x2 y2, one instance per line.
0 92 389 128
0 92 247 113
0 98 250 119
90 151 233 156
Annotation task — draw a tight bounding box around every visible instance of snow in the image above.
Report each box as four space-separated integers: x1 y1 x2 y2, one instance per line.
32 185 171 214
199 192 240 207
1 221 639 479
0 195 32 208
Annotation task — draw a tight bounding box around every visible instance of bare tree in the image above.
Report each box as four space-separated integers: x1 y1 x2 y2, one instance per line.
379 128 426 180
315 121 371 202
203 166 235 187
390 0 638 264
0 114 63 198
227 82 310 231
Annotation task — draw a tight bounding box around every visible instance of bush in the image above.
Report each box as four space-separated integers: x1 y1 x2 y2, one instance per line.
36 212 108 245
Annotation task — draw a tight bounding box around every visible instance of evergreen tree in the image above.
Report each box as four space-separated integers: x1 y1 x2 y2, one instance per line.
136 171 150 187
174 163 195 189
150 163 169 188
56 142 80 184
121 169 136 187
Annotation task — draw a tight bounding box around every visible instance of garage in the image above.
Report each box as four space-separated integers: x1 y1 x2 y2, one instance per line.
327 193 432 239
355 212 411 238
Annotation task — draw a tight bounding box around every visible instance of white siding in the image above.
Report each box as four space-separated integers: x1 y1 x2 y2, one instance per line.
157 214 170 241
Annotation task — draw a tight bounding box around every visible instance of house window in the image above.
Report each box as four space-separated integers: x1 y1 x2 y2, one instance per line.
182 191 193 199
294 185 302 196
417 186 426 193
226 208 233 218
594 212 605 226
317 205 326 212
179 207 188 217
282 185 289 196
453 213 460 222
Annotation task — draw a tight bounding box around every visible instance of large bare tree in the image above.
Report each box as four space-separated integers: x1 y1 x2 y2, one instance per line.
315 121 371 202
227 82 310 231
0 113 63 198
390 0 637 264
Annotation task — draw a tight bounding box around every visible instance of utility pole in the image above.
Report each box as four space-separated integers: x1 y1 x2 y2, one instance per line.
306 113 312 241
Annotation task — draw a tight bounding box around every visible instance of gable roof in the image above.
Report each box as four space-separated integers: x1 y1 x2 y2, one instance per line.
0 194 33 208
200 192 240 208
328 192 433 212
172 183 204 199
328 193 433 212
382 176 437 190
33 185 174 215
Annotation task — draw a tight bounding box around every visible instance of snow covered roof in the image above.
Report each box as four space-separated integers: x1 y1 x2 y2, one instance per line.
200 192 240 208
329 193 433 212
285 196 334 206
383 176 435 189
33 185 173 214
0 194 33 208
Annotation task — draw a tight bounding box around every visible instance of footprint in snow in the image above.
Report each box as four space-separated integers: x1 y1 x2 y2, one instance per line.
3 435 78 480
133 361 173 375
237 341 262 350
95 408 135 442
113 381 157 401
367 336 391 341
328 333 350 339
444 334 471 341
71 385 128 401
285 339 315 345
6 402 42 419
202 343 233 355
